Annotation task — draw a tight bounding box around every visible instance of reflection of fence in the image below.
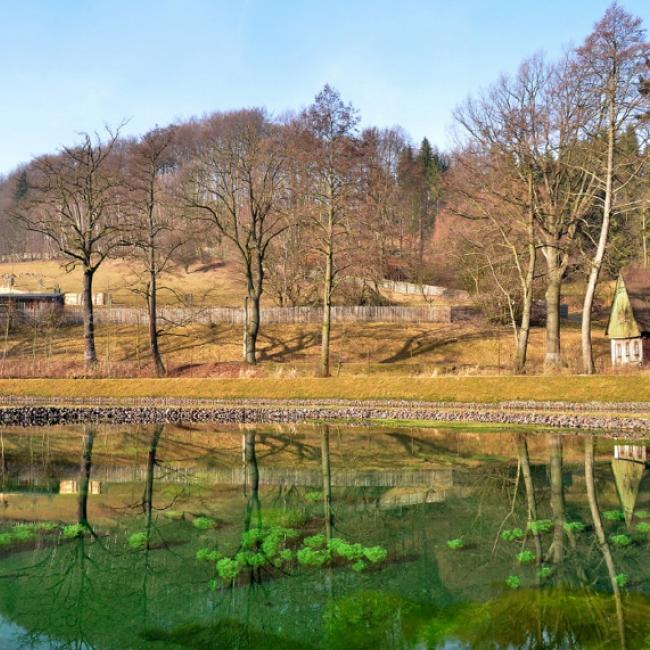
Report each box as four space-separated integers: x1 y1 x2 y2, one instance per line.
43 465 457 488
59 480 102 494
64 304 477 326
614 445 648 464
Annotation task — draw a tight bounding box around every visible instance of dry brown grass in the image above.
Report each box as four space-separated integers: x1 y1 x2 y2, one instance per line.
0 373 647 403
0 316 614 379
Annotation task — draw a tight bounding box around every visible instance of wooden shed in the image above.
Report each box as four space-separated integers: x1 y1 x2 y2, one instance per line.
0 289 64 318
605 267 650 367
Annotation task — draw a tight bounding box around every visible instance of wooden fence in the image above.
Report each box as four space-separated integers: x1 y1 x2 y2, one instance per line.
0 252 61 264
64 304 477 326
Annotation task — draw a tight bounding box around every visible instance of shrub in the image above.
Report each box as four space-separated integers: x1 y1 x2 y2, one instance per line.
305 491 323 503
505 575 520 589
37 522 58 532
163 510 184 521
62 523 88 539
351 560 366 572
216 558 241 581
192 517 216 531
615 573 629 588
636 522 650 534
610 534 632 547
635 510 650 520
244 552 267 568
603 510 625 522
446 538 464 550
303 534 326 549
537 566 553 579
329 540 364 561
327 538 347 554
500 528 525 542
527 520 552 535
516 550 536 565
12 525 36 542
296 547 330 567
128 531 149 550
241 528 265 549
363 546 388 564
279 548 294 562
563 521 585 534
196 547 221 563
0 533 13 546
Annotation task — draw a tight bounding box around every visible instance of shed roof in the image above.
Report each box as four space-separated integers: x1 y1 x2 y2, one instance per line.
606 267 650 338
622 267 650 332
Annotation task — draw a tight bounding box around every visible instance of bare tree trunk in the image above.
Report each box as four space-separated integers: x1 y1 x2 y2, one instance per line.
581 95 616 375
320 236 333 378
244 433 261 531
143 424 163 528
245 295 260 365
418 207 425 279
147 232 165 375
516 434 542 562
515 231 536 373
82 268 98 369
78 427 95 527
549 434 565 564
321 425 333 540
515 185 537 373
542 250 562 370
585 438 627 649
643 208 649 269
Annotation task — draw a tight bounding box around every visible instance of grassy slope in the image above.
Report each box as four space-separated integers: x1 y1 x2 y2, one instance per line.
0 258 247 307
0 375 647 403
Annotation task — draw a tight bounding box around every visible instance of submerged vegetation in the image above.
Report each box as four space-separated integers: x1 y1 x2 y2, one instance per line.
199 525 390 586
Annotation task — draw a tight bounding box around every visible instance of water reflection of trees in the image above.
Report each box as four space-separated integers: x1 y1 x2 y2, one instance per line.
2 425 650 649
470 432 644 648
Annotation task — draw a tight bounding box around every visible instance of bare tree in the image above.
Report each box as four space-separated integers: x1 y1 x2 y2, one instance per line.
452 62 542 371
16 127 124 369
576 4 650 373
301 85 360 377
126 126 180 376
534 57 600 369
185 110 290 364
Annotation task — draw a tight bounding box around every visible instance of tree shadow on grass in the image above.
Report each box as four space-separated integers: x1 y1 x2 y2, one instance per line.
258 331 320 362
380 330 486 364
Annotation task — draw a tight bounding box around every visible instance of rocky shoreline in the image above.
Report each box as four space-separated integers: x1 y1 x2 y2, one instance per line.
0 405 649 433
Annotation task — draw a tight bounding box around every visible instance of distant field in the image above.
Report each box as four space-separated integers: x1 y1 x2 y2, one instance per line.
0 374 647 403
0 258 247 307
0 258 454 308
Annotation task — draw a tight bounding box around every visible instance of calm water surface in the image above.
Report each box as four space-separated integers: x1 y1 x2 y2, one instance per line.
0 423 649 649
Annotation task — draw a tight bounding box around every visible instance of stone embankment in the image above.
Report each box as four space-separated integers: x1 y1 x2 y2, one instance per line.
0 404 649 433
3 395 650 413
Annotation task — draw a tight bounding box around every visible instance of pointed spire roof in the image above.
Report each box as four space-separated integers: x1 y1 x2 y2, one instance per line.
606 267 650 338
612 458 646 528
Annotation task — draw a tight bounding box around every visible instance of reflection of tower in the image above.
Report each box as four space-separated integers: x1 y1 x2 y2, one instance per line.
612 445 648 528
59 480 102 495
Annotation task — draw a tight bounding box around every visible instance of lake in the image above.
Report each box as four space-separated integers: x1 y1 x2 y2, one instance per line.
0 423 648 649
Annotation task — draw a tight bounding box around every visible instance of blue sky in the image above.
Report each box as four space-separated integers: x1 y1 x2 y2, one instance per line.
1 0 649 175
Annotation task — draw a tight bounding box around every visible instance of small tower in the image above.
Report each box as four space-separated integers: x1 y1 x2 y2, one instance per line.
605 267 650 367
